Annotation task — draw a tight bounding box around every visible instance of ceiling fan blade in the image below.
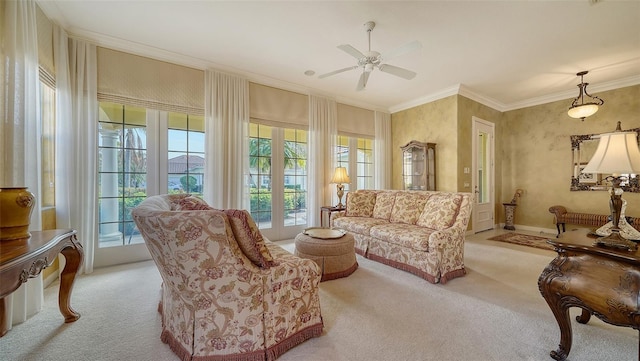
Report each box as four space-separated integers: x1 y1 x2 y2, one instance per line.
380 40 422 62
338 44 366 60
378 64 417 80
356 71 370 91
318 65 359 79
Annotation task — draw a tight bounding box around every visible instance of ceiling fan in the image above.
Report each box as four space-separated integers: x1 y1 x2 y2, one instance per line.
319 21 421 91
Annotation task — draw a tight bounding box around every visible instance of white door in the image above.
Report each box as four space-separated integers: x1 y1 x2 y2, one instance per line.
249 123 309 241
472 117 495 232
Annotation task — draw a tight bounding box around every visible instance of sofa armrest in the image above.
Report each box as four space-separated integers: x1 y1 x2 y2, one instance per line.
330 210 347 227
548 205 568 224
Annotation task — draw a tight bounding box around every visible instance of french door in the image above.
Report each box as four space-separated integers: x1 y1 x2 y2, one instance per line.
472 117 495 233
249 123 308 241
95 102 204 267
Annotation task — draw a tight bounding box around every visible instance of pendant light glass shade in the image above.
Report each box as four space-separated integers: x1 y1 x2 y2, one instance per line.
567 103 600 120
568 71 604 121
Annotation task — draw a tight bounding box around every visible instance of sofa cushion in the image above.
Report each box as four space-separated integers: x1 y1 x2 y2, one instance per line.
416 193 463 230
389 192 430 224
224 209 276 268
369 223 436 251
333 216 390 236
373 192 396 220
345 191 377 217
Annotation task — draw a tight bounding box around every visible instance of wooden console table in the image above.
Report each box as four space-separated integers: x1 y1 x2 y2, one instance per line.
0 229 83 337
538 229 640 360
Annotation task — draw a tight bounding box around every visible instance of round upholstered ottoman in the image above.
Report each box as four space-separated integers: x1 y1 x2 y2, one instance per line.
294 229 358 282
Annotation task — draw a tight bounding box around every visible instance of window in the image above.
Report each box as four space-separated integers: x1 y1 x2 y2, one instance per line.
333 135 374 204
40 82 56 207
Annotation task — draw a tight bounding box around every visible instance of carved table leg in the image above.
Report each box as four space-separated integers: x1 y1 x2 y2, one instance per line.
539 260 573 361
576 309 591 324
546 299 572 361
58 241 83 323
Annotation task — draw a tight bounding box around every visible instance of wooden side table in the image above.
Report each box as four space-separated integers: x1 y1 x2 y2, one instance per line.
320 206 345 228
0 229 83 337
538 229 640 360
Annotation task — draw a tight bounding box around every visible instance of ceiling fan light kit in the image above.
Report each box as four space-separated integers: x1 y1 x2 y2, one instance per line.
319 21 421 91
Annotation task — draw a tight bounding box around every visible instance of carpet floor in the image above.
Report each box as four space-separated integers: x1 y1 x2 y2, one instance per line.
2 229 637 361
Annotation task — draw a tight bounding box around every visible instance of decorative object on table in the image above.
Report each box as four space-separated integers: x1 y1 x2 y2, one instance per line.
303 227 347 239
581 121 640 251
330 166 350 208
0 187 36 242
503 189 524 230
567 70 604 121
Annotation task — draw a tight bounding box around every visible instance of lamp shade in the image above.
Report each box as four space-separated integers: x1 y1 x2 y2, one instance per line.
567 104 599 119
330 167 350 184
582 131 640 175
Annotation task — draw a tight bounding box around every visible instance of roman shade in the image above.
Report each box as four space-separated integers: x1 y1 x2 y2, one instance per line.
249 82 308 127
97 47 204 115
337 103 375 137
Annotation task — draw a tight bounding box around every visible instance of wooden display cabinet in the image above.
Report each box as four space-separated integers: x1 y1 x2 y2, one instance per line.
401 140 436 191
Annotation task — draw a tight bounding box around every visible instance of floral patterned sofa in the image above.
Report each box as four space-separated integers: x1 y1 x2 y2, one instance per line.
132 194 323 361
332 190 473 284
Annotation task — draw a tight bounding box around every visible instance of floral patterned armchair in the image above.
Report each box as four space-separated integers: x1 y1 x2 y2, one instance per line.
132 194 323 361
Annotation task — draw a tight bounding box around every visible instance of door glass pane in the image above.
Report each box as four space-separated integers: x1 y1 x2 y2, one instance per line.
284 128 307 227
250 123 273 228
477 131 489 204
98 102 147 248
167 113 205 195
357 138 373 189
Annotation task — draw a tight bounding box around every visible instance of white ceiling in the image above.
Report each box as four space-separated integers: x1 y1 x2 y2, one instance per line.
38 0 640 113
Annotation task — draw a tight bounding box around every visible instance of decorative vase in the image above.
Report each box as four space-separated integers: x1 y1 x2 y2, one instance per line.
0 187 36 241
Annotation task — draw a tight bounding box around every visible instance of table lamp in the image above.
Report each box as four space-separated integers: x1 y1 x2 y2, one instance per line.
581 121 640 251
330 167 350 208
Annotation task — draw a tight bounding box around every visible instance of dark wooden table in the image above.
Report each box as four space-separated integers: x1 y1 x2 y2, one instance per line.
0 229 83 337
320 206 345 228
538 229 640 360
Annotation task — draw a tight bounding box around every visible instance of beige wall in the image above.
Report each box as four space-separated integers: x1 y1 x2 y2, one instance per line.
503 84 640 229
392 84 640 231
391 95 458 192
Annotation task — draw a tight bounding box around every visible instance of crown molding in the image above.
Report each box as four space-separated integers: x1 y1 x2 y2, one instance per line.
502 75 640 112
388 85 462 113
390 75 640 114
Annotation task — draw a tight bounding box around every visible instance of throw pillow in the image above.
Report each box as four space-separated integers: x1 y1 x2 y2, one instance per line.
172 195 211 211
416 193 462 230
224 209 275 268
372 192 396 220
389 192 430 224
345 191 377 217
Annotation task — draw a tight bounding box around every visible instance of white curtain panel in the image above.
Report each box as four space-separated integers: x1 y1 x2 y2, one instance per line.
1 0 44 331
55 33 98 274
374 111 392 190
204 70 249 210
308 95 337 227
